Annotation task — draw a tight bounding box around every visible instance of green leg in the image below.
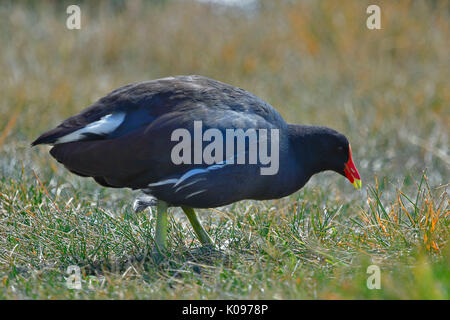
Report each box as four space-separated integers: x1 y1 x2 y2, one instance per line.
181 207 213 246
154 200 169 254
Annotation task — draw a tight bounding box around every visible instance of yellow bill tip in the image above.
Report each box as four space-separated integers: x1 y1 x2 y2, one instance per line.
352 179 362 189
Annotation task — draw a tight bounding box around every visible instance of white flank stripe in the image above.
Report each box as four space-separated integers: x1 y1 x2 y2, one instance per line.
185 189 207 199
173 168 208 188
174 178 206 193
55 112 126 144
147 178 178 187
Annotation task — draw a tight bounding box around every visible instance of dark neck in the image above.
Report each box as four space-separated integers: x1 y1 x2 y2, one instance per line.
251 124 336 200
253 125 317 199
287 124 326 176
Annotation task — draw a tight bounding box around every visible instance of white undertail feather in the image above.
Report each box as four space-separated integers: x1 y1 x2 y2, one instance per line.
55 113 126 144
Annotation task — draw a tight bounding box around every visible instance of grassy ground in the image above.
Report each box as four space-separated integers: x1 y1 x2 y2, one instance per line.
0 0 448 299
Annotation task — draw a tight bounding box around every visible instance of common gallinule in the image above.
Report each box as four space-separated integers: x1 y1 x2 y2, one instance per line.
32 75 361 253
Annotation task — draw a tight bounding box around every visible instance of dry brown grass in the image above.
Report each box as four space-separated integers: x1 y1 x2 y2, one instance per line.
0 0 448 299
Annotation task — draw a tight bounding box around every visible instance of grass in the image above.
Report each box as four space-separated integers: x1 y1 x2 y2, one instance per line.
0 0 448 299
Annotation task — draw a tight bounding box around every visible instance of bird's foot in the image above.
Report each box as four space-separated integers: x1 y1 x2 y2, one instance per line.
151 246 167 264
133 194 158 213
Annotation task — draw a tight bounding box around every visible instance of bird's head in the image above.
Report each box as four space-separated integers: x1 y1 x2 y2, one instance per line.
295 125 362 189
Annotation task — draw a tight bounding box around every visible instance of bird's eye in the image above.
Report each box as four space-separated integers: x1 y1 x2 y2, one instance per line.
337 146 344 152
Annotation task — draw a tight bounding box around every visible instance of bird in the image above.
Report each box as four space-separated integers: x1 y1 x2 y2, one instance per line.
32 75 361 254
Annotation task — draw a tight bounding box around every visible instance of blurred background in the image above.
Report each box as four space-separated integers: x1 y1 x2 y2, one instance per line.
0 0 448 194
0 0 448 300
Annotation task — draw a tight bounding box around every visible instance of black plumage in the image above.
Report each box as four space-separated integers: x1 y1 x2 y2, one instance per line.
33 75 361 251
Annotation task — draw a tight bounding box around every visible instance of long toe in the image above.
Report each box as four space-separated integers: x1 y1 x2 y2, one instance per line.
133 194 158 213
